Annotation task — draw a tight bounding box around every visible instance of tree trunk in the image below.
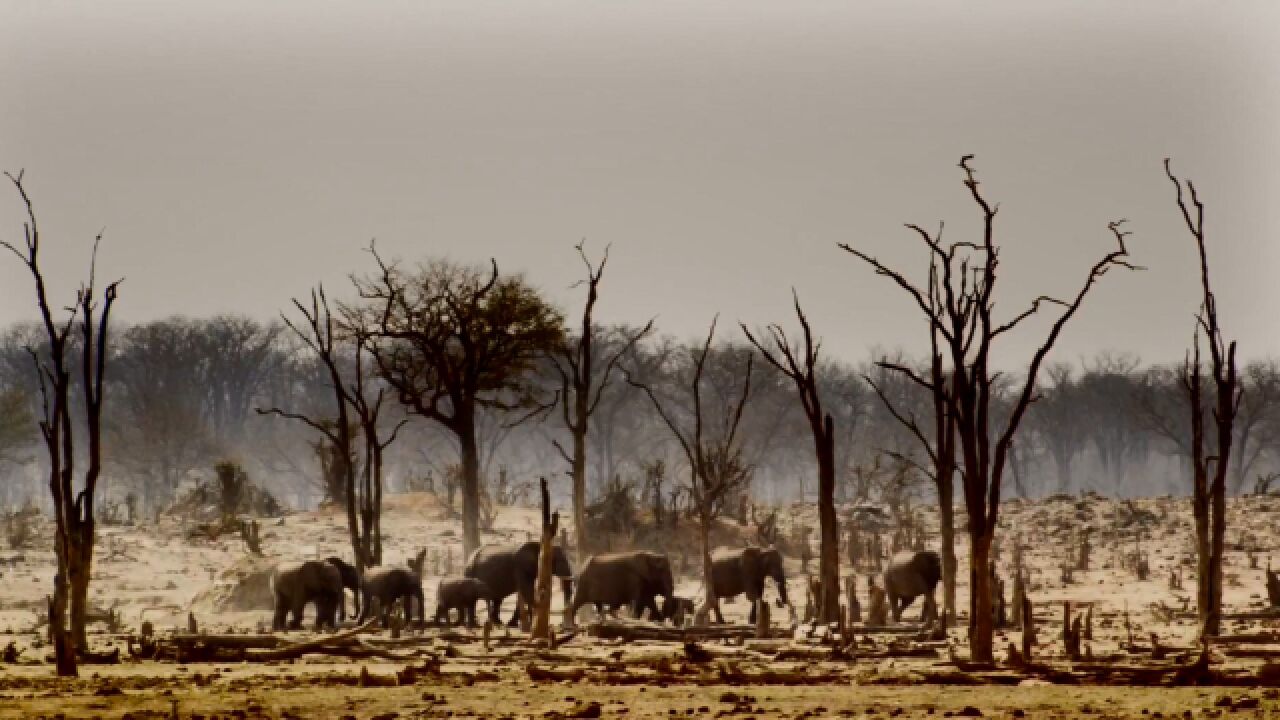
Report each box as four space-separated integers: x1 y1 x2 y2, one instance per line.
816 416 840 623
571 427 588 558
968 530 995 663
937 475 958 627
699 512 717 618
1054 449 1073 494
531 478 559 640
1205 479 1226 636
68 520 93 653
459 420 482 557
50 531 76 676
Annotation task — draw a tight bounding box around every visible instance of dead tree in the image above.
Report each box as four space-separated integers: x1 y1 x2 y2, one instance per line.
258 287 406 574
742 291 840 623
865 322 959 627
3 170 122 676
1166 159 1240 639
842 155 1136 661
550 243 652 558
628 316 754 619
531 477 560 641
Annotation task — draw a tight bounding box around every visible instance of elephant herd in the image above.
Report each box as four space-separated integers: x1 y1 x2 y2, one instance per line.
269 541 943 633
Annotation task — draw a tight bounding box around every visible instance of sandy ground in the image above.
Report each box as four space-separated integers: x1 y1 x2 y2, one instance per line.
2 491 1280 718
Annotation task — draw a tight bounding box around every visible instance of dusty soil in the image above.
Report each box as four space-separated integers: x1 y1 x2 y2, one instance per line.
3 491 1280 719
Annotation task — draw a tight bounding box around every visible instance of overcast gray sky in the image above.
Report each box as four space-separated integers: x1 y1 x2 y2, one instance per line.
2 1 1277 368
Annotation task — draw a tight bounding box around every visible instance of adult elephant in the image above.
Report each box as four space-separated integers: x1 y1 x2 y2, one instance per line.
358 566 426 626
709 545 789 624
270 560 344 631
569 551 674 624
883 550 941 622
325 556 361 619
464 542 573 628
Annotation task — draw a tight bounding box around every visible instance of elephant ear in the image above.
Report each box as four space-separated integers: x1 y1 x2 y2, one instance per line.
647 553 669 576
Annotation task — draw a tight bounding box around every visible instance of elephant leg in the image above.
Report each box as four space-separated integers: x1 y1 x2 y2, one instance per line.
314 597 331 631
644 596 662 623
289 596 306 630
466 602 478 628
746 595 758 625
712 597 726 625
272 597 289 631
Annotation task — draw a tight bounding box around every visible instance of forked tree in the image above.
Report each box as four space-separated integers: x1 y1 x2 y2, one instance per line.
864 332 958 626
741 291 840 623
1166 158 1240 638
628 317 753 619
550 242 652 556
2 170 121 676
841 155 1136 661
355 251 564 555
259 287 406 573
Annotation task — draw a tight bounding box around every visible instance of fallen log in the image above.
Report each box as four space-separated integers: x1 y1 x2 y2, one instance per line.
167 634 281 649
526 664 587 682
1207 631 1280 644
587 620 787 643
1222 609 1280 621
1219 647 1280 659
715 664 850 685
244 620 380 662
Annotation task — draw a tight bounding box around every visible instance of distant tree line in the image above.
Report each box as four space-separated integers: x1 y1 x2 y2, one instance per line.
2 315 1278 518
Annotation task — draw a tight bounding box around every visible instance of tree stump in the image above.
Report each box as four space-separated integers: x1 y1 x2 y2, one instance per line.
1020 594 1035 661
867 580 889 626
844 576 861 625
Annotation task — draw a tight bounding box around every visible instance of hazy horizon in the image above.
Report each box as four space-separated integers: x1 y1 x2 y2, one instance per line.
3 1 1278 368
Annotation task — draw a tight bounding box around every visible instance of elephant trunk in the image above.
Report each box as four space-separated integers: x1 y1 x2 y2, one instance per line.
774 570 790 607
559 576 573 609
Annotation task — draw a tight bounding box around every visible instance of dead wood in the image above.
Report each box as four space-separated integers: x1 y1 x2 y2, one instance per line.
526 663 587 682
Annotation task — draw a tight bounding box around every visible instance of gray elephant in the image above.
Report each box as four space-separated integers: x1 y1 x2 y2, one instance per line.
569 551 674 624
709 545 789 623
325 556 361 620
883 550 941 622
358 565 426 626
464 542 573 628
271 560 343 631
433 577 493 627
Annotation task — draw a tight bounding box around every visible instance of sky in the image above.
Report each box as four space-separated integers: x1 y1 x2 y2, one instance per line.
2 0 1278 369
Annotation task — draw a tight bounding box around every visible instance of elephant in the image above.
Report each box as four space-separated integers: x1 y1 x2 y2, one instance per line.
464 542 573 628
325 556 361 620
883 550 941 622
660 595 696 627
358 565 426 626
433 577 494 627
271 560 344 631
709 545 789 624
568 551 674 624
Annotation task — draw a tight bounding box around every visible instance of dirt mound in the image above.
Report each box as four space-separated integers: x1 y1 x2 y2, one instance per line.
382 491 454 520
189 555 277 613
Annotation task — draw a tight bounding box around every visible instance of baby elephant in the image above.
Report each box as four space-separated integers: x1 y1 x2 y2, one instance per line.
359 565 426 626
434 577 494 627
883 550 941 622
